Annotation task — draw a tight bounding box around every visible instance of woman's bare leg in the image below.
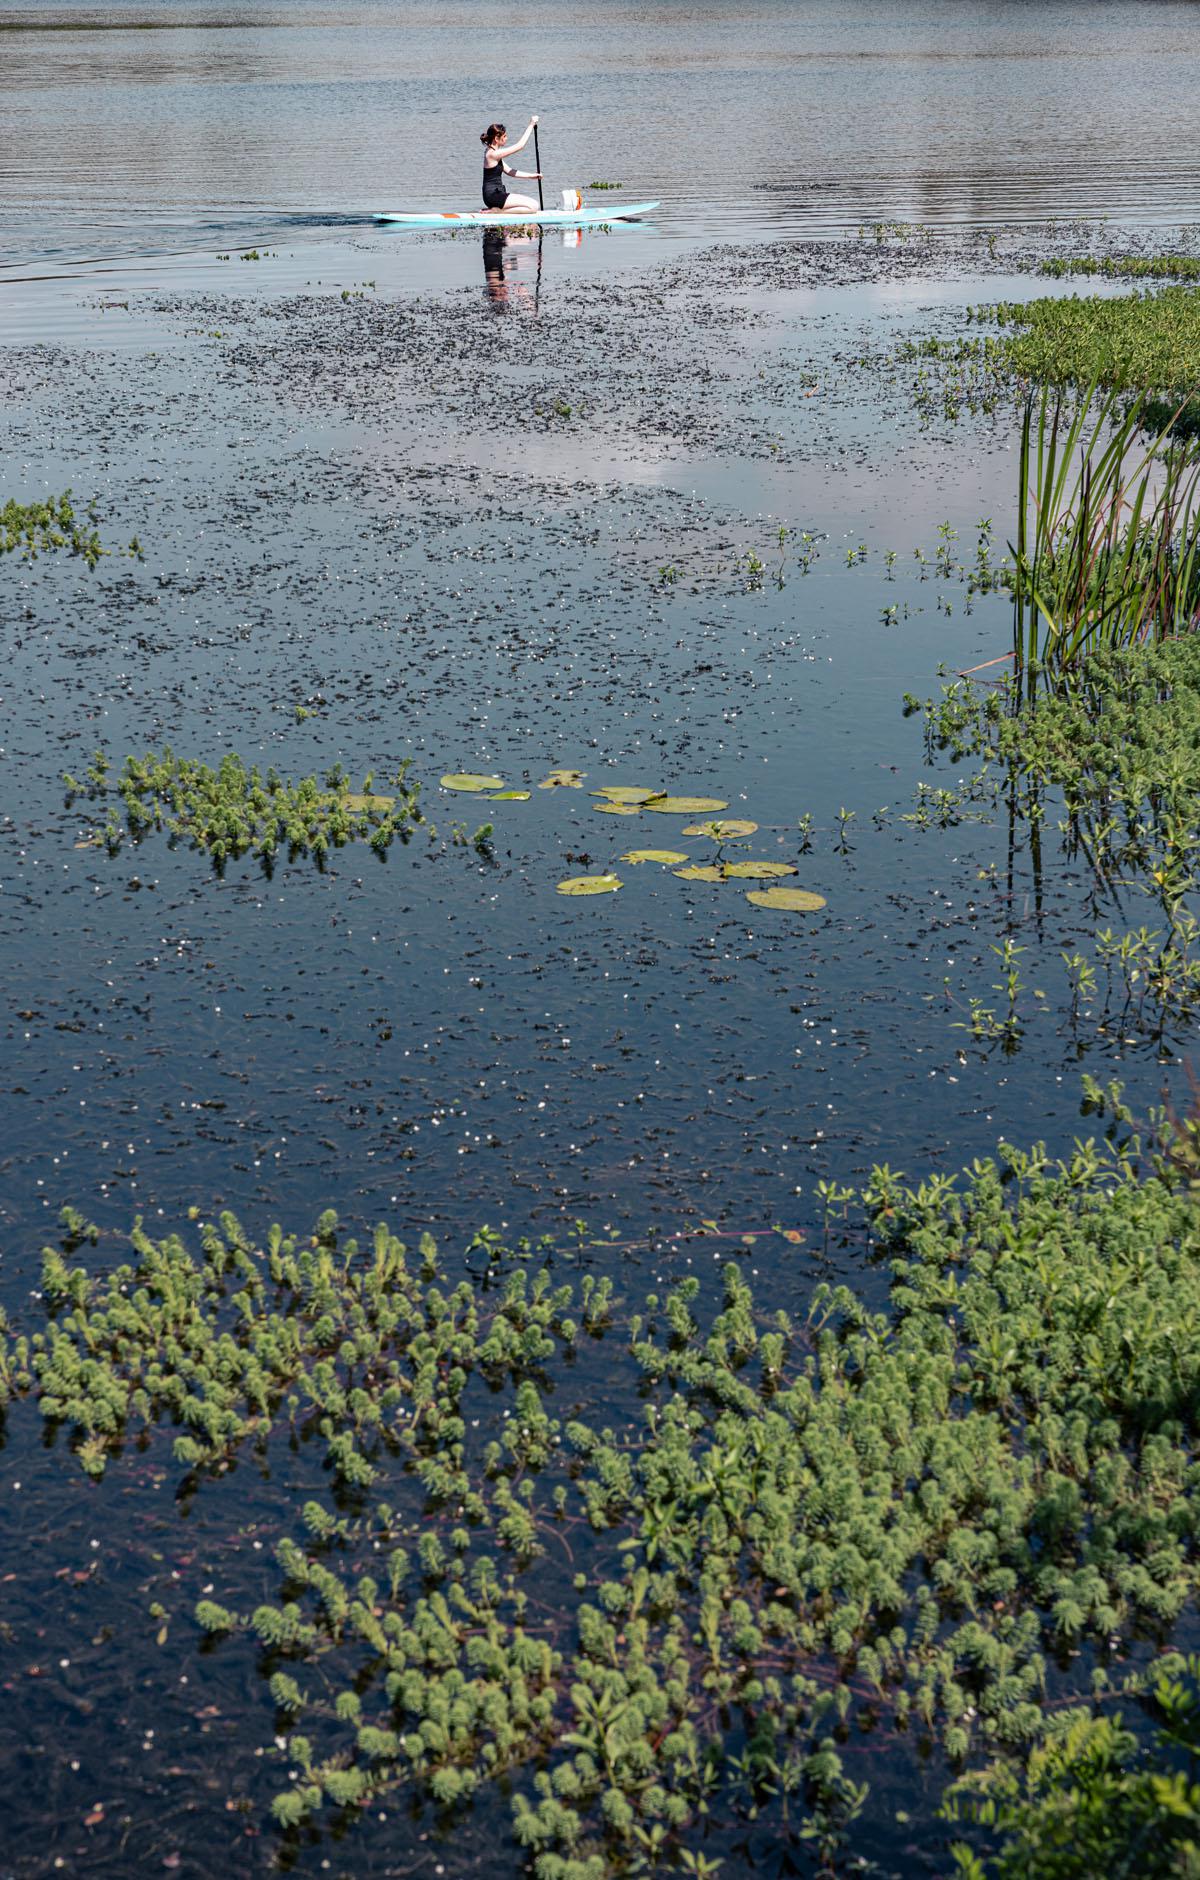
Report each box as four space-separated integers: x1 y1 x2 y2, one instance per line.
490 193 539 212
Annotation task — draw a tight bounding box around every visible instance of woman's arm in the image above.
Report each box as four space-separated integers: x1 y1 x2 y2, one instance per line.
495 116 537 158
503 165 542 180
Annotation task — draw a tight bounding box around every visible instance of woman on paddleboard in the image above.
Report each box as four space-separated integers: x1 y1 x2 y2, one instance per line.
481 117 542 214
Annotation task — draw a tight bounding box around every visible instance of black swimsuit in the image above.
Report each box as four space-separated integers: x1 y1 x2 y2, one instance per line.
482 156 508 210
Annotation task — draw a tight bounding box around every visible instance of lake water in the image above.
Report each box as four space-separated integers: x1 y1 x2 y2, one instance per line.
3 5 1200 1875
3 0 1200 278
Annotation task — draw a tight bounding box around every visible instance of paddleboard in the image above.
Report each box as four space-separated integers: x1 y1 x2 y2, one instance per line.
374 200 660 228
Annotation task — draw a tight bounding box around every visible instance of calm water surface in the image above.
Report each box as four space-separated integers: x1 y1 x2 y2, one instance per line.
2 0 1200 274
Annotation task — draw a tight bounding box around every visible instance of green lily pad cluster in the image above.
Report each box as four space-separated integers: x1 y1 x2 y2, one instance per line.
65 748 423 868
557 785 826 911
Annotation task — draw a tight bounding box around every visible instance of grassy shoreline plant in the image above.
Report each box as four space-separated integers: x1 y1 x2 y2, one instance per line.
1012 382 1200 687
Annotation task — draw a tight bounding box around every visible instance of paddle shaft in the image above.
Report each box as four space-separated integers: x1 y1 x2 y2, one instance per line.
533 121 544 210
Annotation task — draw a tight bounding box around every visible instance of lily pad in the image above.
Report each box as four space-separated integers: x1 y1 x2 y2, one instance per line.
340 793 395 812
487 789 531 801
646 796 729 815
594 801 641 816
722 861 798 880
745 887 826 912
556 874 623 896
621 849 689 865
593 786 666 805
539 770 584 789
673 865 727 882
441 773 506 793
682 818 758 838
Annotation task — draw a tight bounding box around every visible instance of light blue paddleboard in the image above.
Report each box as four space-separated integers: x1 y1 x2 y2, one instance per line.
374 200 660 228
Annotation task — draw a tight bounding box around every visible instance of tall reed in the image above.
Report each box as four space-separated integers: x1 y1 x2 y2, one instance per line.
1012 381 1200 694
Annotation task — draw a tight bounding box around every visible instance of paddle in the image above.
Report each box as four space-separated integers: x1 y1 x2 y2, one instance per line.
533 118 544 212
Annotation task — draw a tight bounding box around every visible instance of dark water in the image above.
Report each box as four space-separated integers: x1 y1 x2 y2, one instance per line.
3 7 1200 1875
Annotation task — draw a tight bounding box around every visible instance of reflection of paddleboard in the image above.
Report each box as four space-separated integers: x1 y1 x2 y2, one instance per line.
374 200 660 227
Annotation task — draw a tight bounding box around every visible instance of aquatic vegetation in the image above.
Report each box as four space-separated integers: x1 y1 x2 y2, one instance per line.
619 849 689 865
744 886 826 911
910 635 1200 909
1011 383 1200 687
645 796 729 816
720 860 797 880
66 748 423 868
943 1656 1200 1878
952 940 1036 1051
593 786 667 805
1 489 141 569
909 636 1200 1046
673 863 726 882
682 819 757 839
539 770 585 789
3 1123 1200 1868
442 772 507 792
1039 253 1200 282
84 1127 1194 1869
968 284 1200 398
556 873 623 895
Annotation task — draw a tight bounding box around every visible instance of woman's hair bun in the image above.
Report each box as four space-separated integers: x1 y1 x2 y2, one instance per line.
481 122 506 145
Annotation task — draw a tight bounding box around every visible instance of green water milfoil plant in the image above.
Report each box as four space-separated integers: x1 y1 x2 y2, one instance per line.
129 1124 1200 1871
66 747 424 870
2 489 142 570
1012 381 1200 690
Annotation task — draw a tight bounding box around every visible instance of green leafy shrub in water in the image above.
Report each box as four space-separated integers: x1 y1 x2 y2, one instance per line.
971 283 1200 397
944 1654 1200 1878
1 490 141 570
66 747 424 868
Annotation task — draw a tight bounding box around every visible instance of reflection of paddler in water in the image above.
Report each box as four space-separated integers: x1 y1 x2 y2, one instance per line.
482 227 542 310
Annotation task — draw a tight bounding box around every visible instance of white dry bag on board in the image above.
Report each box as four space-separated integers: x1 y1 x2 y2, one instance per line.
561 188 582 211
